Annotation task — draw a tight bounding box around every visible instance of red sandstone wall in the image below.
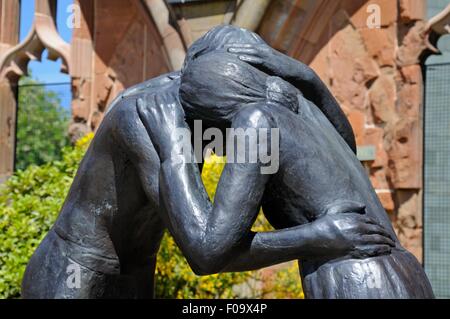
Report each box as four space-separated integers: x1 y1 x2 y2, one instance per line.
70 0 170 139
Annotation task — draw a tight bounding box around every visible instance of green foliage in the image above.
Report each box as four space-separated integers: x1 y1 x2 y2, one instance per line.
0 140 303 299
0 134 92 298
16 76 70 171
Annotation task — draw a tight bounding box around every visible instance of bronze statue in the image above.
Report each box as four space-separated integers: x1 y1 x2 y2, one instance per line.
21 26 433 299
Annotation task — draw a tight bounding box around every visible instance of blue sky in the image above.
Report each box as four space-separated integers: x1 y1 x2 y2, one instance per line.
427 0 450 19
20 0 74 108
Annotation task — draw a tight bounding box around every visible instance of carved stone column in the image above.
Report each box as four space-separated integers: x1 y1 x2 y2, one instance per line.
0 0 20 183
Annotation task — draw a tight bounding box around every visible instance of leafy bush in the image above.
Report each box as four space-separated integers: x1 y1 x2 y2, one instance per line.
0 134 91 298
0 136 303 299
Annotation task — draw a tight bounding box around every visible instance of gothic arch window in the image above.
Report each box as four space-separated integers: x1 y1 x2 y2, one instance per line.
0 0 71 181
0 0 70 82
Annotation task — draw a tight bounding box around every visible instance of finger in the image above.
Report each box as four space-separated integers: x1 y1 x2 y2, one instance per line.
137 96 152 117
137 97 153 131
352 245 391 258
159 93 173 109
228 47 258 55
137 96 145 111
328 201 366 215
170 94 183 110
164 92 184 113
360 234 395 247
224 43 254 49
154 92 164 108
351 214 379 225
238 55 263 65
160 91 180 109
362 224 396 241
346 214 375 225
169 91 181 104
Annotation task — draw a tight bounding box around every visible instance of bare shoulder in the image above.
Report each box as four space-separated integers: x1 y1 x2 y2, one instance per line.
101 95 146 150
106 95 140 128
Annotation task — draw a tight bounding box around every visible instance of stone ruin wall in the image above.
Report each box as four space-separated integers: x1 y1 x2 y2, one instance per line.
69 0 171 141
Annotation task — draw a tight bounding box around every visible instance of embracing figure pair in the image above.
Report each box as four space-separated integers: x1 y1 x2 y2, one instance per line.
22 26 434 299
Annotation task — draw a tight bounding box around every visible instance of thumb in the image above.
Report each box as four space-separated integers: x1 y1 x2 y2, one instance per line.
136 97 153 133
325 200 366 215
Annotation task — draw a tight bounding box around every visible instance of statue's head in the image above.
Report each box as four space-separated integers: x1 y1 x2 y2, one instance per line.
180 52 266 124
182 25 265 73
180 52 299 125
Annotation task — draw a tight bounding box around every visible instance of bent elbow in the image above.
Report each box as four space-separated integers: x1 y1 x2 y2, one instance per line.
191 265 218 276
187 245 232 276
189 254 226 276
